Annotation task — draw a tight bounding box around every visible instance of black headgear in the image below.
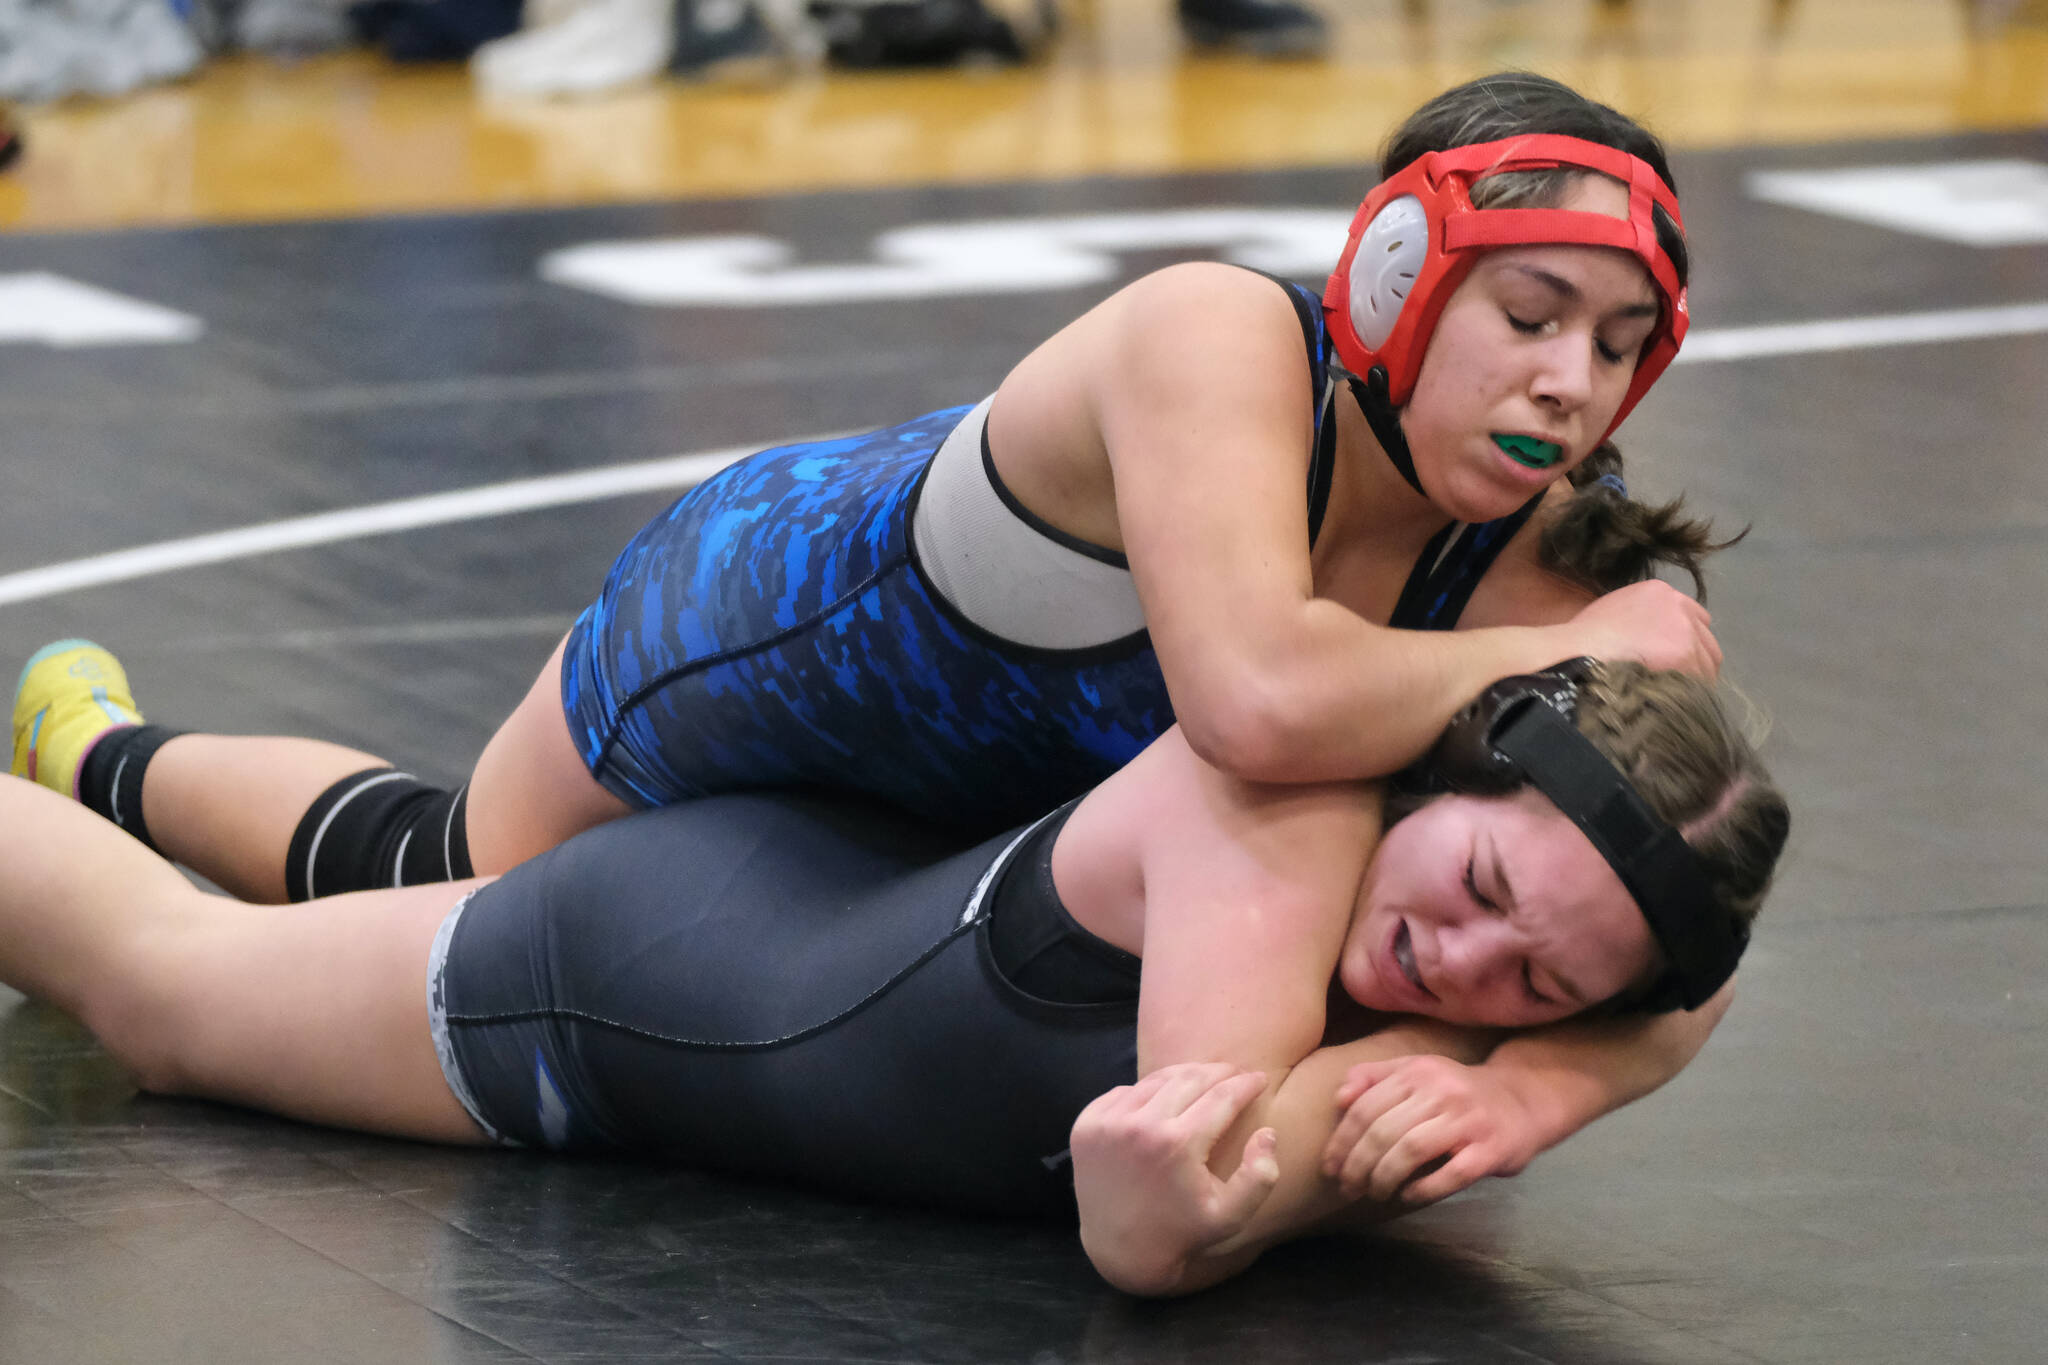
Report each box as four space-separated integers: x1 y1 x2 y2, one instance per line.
1397 659 1747 1011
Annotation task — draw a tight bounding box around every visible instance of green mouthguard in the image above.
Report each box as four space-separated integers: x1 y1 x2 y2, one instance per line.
1493 433 1563 469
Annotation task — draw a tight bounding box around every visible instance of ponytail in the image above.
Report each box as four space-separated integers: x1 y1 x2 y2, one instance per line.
1540 443 1744 601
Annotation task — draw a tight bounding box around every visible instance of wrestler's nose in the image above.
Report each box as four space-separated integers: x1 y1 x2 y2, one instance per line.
1531 334 1596 414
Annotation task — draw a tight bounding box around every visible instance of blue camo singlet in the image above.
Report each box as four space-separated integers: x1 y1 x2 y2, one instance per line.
560 274 1536 837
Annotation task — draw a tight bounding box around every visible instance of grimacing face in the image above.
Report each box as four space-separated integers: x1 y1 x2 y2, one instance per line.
1338 786 1661 1027
1399 173 1663 524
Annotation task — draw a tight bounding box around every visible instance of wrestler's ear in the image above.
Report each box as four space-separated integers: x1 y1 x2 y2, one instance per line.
1397 658 1598 798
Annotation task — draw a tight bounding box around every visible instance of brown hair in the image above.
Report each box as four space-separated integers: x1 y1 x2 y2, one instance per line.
1572 661 1790 953
1540 446 1746 602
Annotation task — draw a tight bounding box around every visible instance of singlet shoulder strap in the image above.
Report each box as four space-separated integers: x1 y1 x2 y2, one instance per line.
981 798 1140 1007
1388 492 1547 632
1241 267 1340 548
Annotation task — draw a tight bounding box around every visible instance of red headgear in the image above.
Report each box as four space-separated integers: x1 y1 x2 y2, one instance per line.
1323 134 1689 445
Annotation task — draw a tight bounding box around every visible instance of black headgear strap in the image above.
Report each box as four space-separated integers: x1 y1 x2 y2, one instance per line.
1344 365 1428 500
1489 698 1747 1011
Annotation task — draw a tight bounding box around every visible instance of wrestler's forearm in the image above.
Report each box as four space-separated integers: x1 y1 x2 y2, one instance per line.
1086 990 1733 1291
1479 980 1733 1151
1077 1019 1495 1293
1151 595 1579 786
1211 1021 1500 1247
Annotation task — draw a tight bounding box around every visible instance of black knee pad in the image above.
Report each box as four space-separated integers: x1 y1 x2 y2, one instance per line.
284 769 472 902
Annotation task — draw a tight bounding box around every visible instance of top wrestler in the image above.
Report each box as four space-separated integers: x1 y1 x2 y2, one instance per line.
0 660 1789 1298
9 70 1723 902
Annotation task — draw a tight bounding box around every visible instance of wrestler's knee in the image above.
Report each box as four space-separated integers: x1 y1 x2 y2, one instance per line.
465 641 629 875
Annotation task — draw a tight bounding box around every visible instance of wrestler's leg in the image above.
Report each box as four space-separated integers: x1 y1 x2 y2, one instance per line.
20 635 626 900
16 639 427 902
0 774 484 1143
143 733 395 903
151 632 630 889
459 631 632 876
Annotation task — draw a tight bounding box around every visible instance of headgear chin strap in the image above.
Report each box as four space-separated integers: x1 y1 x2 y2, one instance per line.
1323 133 1690 448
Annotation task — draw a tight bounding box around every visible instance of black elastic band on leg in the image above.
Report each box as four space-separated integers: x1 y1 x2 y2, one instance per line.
284 769 474 903
396 781 472 889
77 724 185 854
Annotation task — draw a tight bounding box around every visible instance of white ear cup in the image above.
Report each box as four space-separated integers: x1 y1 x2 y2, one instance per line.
1347 194 1430 352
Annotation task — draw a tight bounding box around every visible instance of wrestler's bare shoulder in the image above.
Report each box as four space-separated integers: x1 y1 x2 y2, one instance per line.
992 265 1322 548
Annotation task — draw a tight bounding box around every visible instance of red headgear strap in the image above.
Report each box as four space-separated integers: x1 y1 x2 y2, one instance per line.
1323 133 1689 446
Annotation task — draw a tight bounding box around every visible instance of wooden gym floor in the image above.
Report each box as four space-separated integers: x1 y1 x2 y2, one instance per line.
3 2 2047 1361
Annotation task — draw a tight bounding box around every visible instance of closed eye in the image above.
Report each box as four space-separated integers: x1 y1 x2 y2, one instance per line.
1514 303 1640 367
1464 858 1499 913
1598 321 1659 366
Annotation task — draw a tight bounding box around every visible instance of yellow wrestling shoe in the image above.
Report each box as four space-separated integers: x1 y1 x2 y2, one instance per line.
11 640 143 796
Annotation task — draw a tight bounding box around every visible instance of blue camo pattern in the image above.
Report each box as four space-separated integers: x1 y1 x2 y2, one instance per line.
558 276 1504 837
560 404 1174 836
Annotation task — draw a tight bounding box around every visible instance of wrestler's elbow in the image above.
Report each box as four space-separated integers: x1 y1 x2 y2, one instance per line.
1076 1204 1186 1295
1075 1200 1217 1296
1083 1235 1249 1298
1175 672 1312 785
1082 1237 1186 1298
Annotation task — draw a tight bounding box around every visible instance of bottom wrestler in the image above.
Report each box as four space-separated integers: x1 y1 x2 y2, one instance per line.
0 660 1785 1295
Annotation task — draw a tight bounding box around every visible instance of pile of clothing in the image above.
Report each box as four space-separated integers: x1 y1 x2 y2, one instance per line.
466 0 1048 96
440 0 1327 94
0 0 358 102
0 0 1325 103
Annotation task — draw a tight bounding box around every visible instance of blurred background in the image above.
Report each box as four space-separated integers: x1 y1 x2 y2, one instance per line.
4 4 2047 1364
4 0 2048 232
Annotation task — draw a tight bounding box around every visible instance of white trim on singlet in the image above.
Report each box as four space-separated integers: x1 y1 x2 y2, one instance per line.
911 397 1147 651
958 804 1068 929
1426 523 1475 577
426 889 516 1147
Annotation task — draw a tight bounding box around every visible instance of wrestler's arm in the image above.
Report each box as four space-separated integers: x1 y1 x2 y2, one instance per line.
1066 728 1459 1294
1075 989 1736 1295
1075 1018 1501 1296
1488 979 1733 1140
1320 980 1734 1204
1033 263 1717 785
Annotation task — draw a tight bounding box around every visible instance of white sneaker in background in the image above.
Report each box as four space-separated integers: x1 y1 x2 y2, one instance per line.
471 0 675 98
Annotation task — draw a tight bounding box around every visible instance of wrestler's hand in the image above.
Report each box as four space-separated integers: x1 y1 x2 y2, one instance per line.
1072 1063 1279 1295
1559 580 1721 679
1317 1055 1545 1208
